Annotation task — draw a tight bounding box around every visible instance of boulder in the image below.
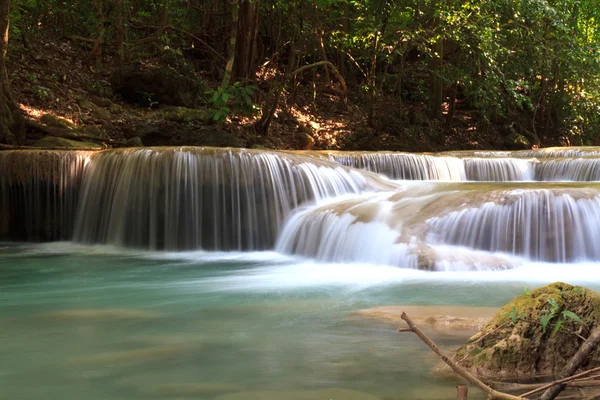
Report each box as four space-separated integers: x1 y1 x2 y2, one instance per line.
504 131 530 150
125 136 144 147
455 282 600 381
111 64 203 108
77 97 111 119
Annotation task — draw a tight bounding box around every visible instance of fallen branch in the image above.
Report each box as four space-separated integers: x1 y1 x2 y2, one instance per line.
490 375 600 393
291 61 348 95
25 119 126 145
0 144 105 151
537 326 600 400
67 35 96 43
399 312 525 400
522 366 600 399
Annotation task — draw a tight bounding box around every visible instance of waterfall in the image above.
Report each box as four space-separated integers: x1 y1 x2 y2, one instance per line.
276 194 420 268
4 145 600 269
427 188 600 262
326 153 466 181
519 147 600 158
73 148 388 251
535 158 600 181
463 158 535 181
0 150 91 241
323 152 535 181
275 186 522 270
277 183 600 266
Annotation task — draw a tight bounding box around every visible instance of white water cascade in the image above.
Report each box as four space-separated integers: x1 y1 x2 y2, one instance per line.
276 183 600 266
426 188 600 262
535 158 600 181
73 148 390 251
4 146 600 270
0 150 91 241
322 152 536 181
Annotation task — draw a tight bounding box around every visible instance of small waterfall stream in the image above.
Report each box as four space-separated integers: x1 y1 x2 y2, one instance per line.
0 150 91 241
72 148 388 251
3 146 600 268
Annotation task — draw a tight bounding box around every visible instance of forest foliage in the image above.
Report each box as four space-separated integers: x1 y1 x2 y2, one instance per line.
5 0 600 146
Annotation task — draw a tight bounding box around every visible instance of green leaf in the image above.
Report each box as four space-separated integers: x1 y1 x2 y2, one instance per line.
551 320 563 336
547 298 559 309
540 314 553 332
524 287 531 296
562 310 583 323
222 93 230 103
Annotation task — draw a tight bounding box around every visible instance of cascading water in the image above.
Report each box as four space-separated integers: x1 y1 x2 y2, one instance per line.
535 158 600 181
0 150 91 241
322 152 536 181
3 146 600 268
73 147 390 251
426 187 600 262
463 158 535 181
276 182 600 266
326 152 466 181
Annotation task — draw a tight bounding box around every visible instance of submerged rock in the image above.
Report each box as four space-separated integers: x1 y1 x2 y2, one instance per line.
355 305 497 334
38 308 163 320
216 388 381 400
455 282 600 381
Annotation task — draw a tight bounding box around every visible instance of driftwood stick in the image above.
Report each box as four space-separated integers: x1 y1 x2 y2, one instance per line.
538 326 600 400
521 366 600 398
399 312 525 400
491 377 600 393
457 385 468 400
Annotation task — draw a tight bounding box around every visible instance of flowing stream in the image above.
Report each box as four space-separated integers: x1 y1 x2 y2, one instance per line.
2 146 600 399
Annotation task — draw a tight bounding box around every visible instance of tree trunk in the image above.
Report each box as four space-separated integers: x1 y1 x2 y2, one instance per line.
367 31 379 128
115 0 125 64
221 0 239 88
0 0 24 144
429 37 444 120
234 0 260 82
90 0 105 71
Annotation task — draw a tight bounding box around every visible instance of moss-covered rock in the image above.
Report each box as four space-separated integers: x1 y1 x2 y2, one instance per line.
33 136 103 149
125 136 144 147
40 114 76 130
163 106 210 123
504 131 530 150
111 63 204 108
455 282 600 381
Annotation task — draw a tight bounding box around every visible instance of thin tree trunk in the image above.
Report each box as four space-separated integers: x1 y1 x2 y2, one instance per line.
446 80 458 130
90 0 105 71
456 385 468 400
0 0 24 144
314 5 330 82
221 0 238 88
429 37 444 120
367 31 379 128
115 0 125 64
338 2 347 78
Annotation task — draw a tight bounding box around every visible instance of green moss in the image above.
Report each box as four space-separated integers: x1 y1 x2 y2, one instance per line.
40 114 77 130
33 136 103 149
163 107 209 123
455 282 600 380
